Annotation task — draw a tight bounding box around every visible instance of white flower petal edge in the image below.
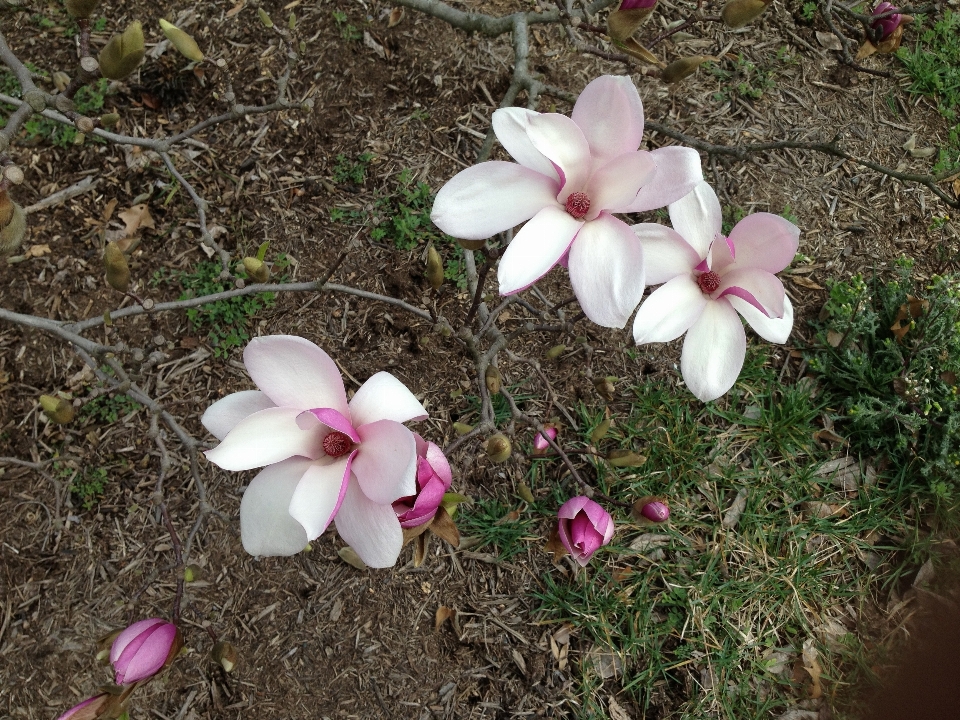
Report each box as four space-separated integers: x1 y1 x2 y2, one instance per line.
205 406 323 471
668 180 722 259
352 420 417 505
681 300 747 402
201 390 275 441
727 212 800 273
240 457 312 556
525 113 592 197
497 205 583 295
491 107 558 180
244 335 348 414
625 146 703 213
571 75 646 170
728 294 794 344
632 275 707 344
349 371 427 427
334 480 404 568
582 151 656 219
631 223 701 286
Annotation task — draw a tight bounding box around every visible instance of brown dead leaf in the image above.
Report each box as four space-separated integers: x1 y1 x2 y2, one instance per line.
942 371 957 386
814 428 847 446
792 276 825 290
102 198 118 224
545 527 569 562
802 501 849 519
388 6 404 26
24 244 51 258
337 546 367 570
118 204 155 235
815 31 843 50
226 1 245 17
435 605 454 630
722 488 748 529
802 639 823 699
953 178 960 198
427 506 460 547
413 531 429 567
608 697 633 720
826 330 844 347
179 337 200 349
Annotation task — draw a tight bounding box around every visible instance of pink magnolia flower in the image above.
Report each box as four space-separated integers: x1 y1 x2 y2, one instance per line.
431 75 702 328
639 499 670 523
557 496 615 566
56 695 110 720
533 426 557 455
619 0 656 8
110 618 180 685
632 181 798 402
870 2 903 39
393 434 452 528
201 335 428 567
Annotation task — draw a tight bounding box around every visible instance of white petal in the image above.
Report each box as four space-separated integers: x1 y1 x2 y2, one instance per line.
244 335 348 413
716 267 785 317
201 390 276 441
571 75 645 170
497 205 582 295
491 107 558 180
632 275 706 344
288 455 351 540
668 180 722 260
525 113 592 199
582 151 656 218
624 146 703 213
727 212 801 273
205 406 322 471
431 161 558 240
568 213 646 329
729 294 794 343
680 300 746 402
632 223 700 285
353 420 417 504
334 479 403 568
240 458 313 556
349 372 427 427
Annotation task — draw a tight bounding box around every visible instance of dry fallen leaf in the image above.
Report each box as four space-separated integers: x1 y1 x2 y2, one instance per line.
118 203 155 236
802 638 823 699
826 330 844 347
428 506 460 547
722 488 748 529
792 276 825 290
913 557 935 587
815 31 843 51
802 501 849 519
435 605 454 630
544 527 569 562
24 244 51 258
226 1 245 17
337 546 368 570
388 6 404 26
608 696 633 720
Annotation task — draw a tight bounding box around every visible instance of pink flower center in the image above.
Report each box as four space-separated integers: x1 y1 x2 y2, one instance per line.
565 192 590 219
697 271 721 294
322 431 353 458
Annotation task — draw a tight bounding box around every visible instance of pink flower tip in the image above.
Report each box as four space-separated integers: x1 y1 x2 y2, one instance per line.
533 427 558 455
394 435 453 528
56 695 110 720
110 617 181 685
619 0 657 9
870 2 903 39
557 496 615 566
640 500 670 523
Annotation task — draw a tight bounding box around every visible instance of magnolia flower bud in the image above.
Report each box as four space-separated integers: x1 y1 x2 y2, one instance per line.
159 19 205 62
258 7 274 27
721 0 770 27
661 56 712 84
0 200 27 254
55 694 111 720
452 421 473 436
393 434 453 528
212 641 238 672
533 426 557 455
457 238 486 251
100 113 121 127
486 434 512 463
607 0 657 42
103 242 130 292
607 449 646 467
557 496 614 566
242 256 270 283
183 564 203 582
484 365 501 395
545 344 566 360
636 499 670 523
65 0 99 18
425 244 444 289
110 618 182 685
870 1 904 39
23 89 46 112
99 22 145 80
594 376 615 401
40 395 75 424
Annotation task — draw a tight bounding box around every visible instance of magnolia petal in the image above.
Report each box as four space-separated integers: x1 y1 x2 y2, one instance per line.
557 495 591 519
288 454 352 540
568 213 646 328
240 457 313 556
571 75 645 170
201 390 276 441
431 161 558 240
497 205 582 295
305 407 360 442
491 107 559 180
244 335 348 414
334 479 404 568
668 180 721 260
632 223 700 285
353 420 417 504
115 623 177 684
525 113 592 199
349 371 427 427
205 406 322 471
729 294 794 343
632 275 706 344
624 146 704 212
727 212 801 273
424 441 453 487
582 150 656 218
716 266 785 317
110 618 166 664
680 300 747 402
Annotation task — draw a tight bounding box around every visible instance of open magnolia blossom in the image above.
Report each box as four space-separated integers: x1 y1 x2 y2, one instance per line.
202 335 428 568
393 434 452 528
431 75 702 328
632 181 799 401
557 496 615 566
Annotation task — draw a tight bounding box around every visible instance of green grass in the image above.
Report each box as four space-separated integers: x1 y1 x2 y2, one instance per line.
331 151 373 186
81 393 142 424
457 498 538 559
71 466 108 510
711 54 778 104
331 10 362 42
0 71 110 147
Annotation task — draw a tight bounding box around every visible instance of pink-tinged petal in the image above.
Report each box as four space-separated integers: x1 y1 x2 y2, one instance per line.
398 472 447 527
525 113 592 199
114 622 177 684
491 107 559 181
669 180 721 260
334 479 404 568
240 457 314 556
710 234 735 273
424 441 453 487
558 495 591 519
244 335 348 414
727 213 800 273
201 390 276 441
582 150 656 218
632 275 706 344
568 213 646 328
728 294 794 344
56 695 110 720
353 420 417 504
624 146 704 213
431 161 558 240
632 223 700 285
305 407 360 442
680 300 746 402
571 75 645 170
349 372 427 427
497 205 583 295
110 618 166 664
288 454 353 540
533 427 557 452
716 267 785 318
205 406 322 471
570 514 603 555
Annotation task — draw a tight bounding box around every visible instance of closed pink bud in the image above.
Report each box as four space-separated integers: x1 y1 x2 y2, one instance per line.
56 695 110 720
619 0 656 8
640 500 670 523
870 2 903 39
393 434 453 528
110 618 181 685
533 426 557 455
557 496 615 566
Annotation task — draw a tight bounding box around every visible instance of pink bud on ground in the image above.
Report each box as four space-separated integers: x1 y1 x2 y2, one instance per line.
393 434 453 528
640 500 670 523
870 2 903 39
56 695 110 720
533 427 557 455
619 0 657 8
557 496 615 566
110 618 180 685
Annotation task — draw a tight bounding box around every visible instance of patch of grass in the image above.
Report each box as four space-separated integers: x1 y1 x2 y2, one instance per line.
81 393 142 424
332 10 362 42
711 54 778 103
0 73 110 147
332 151 373 186
800 1 818 21
457 498 538 559
721 204 747 235
71 466 108 510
